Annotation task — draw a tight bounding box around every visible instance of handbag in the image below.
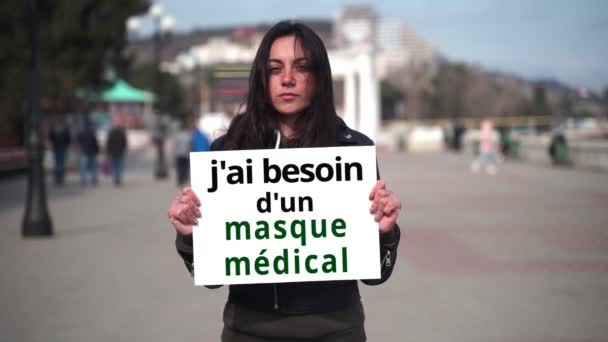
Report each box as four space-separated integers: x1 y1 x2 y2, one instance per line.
101 157 112 176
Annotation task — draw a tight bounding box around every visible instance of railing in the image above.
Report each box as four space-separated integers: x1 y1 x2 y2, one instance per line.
0 147 28 172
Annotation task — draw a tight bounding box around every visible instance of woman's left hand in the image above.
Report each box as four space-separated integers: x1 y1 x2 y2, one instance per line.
369 180 402 234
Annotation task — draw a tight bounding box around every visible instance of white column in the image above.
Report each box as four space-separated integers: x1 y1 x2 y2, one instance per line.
343 70 357 129
356 48 379 142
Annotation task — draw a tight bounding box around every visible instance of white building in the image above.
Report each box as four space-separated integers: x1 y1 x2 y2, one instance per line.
375 19 439 78
376 19 405 50
164 37 258 74
334 5 378 49
162 6 440 142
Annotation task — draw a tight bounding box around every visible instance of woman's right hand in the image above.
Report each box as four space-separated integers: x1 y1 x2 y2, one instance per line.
168 187 201 235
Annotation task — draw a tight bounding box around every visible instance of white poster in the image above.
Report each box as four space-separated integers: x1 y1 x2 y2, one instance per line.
190 146 379 286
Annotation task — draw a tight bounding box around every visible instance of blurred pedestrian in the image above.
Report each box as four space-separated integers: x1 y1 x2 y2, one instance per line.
153 123 169 179
173 119 193 186
77 120 100 186
106 118 128 186
191 123 210 152
48 118 71 185
471 119 498 175
167 21 401 341
452 120 466 151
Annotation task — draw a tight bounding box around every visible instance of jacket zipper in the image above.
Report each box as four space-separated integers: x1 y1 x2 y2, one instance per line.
273 132 280 311
382 250 392 268
273 284 279 310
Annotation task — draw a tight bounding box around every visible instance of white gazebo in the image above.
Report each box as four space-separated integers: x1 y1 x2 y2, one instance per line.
329 45 380 142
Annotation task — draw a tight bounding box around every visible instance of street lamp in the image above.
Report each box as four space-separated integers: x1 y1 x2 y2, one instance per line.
127 3 175 179
22 0 53 237
151 4 175 179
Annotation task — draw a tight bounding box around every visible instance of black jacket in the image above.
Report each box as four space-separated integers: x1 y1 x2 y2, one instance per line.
77 128 99 156
175 119 401 314
106 127 127 159
49 125 71 151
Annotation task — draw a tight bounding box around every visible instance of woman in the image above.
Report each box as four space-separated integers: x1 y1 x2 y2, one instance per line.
471 119 498 175
167 20 402 341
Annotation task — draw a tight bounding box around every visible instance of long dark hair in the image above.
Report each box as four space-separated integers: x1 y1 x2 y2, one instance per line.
220 20 338 150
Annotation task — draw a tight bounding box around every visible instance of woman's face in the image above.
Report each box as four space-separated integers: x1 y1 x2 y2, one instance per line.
267 35 314 117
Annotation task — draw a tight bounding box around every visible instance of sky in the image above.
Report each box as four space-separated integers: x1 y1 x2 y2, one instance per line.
143 0 608 91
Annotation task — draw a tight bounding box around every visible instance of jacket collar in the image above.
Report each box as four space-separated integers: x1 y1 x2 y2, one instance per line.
337 117 357 145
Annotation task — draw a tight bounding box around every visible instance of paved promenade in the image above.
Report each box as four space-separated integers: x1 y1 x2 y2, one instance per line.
1 151 607 341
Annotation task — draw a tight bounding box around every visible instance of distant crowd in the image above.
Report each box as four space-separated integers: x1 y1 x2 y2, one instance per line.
48 116 128 187
47 115 212 188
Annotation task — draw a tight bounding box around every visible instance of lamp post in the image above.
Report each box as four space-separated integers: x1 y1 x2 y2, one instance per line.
150 4 175 179
22 0 53 237
127 4 175 179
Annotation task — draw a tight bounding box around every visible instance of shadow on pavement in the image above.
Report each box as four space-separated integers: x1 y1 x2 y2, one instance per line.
55 222 129 239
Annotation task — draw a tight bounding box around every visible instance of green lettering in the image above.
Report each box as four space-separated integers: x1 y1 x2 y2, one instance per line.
274 220 287 239
342 247 348 272
255 220 270 239
225 221 250 240
294 248 300 274
311 219 327 238
305 255 318 273
273 248 289 274
254 249 269 275
225 256 250 276
291 219 307 246
322 254 337 273
332 218 346 237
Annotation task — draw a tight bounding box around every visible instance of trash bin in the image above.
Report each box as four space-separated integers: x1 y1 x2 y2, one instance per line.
396 134 407 152
508 140 520 159
549 134 569 165
555 140 569 164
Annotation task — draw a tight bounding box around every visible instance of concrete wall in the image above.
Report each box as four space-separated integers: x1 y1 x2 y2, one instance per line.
569 140 608 171
512 136 608 172
462 131 608 172
518 136 552 166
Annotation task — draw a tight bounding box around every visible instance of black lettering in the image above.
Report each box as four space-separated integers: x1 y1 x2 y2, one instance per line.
316 163 334 181
208 160 218 192
227 165 244 184
298 196 313 212
280 196 296 213
256 192 272 213
335 156 342 181
263 158 281 183
345 162 362 181
282 164 299 182
300 163 315 182
246 159 253 184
